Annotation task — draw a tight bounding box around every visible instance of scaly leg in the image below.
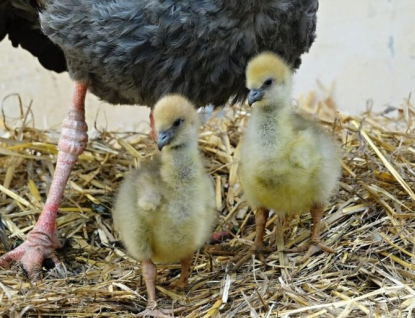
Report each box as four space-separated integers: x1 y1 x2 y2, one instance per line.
0 82 88 279
149 111 157 141
231 208 273 270
138 259 184 318
285 203 335 263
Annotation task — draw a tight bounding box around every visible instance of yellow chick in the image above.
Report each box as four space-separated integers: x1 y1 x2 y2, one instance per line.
112 95 216 318
236 52 340 266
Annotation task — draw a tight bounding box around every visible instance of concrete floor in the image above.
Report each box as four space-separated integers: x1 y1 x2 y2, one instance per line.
0 0 414 132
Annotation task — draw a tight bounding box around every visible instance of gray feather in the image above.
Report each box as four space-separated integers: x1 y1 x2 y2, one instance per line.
39 0 318 108
1 0 318 108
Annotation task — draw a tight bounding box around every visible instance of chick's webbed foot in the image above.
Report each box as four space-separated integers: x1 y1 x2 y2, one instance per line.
285 240 335 263
285 203 335 263
230 242 274 270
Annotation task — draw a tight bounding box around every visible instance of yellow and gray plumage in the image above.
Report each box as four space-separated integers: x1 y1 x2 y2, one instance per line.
112 95 216 317
236 52 340 266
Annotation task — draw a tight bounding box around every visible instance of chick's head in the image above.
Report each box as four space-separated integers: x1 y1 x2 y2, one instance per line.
246 52 292 108
153 94 199 150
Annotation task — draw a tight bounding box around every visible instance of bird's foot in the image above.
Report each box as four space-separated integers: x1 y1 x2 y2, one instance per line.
0 229 64 280
138 302 185 318
169 280 187 291
229 243 274 271
284 240 335 263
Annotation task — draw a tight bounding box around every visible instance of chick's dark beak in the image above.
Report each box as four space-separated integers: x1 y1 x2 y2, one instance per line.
248 89 264 106
157 128 175 151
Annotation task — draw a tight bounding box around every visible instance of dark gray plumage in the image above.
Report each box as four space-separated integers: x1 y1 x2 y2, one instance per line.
38 0 318 108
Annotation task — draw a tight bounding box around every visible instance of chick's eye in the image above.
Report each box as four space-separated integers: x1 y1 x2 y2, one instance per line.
264 79 273 86
173 118 183 127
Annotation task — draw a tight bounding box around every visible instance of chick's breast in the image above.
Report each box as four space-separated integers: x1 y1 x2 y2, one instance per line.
239 117 340 216
151 175 215 263
113 159 215 264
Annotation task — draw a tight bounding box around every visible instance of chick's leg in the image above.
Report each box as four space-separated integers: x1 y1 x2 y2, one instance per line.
0 82 88 279
139 259 183 318
285 203 335 263
170 254 192 290
252 208 271 253
231 208 273 269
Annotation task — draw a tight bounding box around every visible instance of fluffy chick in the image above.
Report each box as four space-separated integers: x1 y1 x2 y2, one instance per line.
235 52 340 267
112 95 216 317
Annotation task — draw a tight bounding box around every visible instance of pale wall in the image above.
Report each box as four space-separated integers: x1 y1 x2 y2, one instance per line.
294 0 415 112
0 0 414 132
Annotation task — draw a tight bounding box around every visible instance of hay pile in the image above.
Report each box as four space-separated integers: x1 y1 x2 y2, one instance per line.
0 91 414 317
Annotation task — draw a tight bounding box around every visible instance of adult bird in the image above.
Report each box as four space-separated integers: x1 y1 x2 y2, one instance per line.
0 0 319 278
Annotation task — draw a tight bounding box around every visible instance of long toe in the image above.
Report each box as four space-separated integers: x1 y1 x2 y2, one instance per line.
298 244 323 263
319 242 335 254
284 245 310 254
230 244 274 270
0 245 25 269
231 250 253 270
290 242 335 264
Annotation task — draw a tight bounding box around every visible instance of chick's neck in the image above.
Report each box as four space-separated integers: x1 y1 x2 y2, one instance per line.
252 96 294 142
160 141 203 187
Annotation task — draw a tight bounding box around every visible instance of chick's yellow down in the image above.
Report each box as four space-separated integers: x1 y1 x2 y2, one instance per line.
237 52 340 266
112 95 216 317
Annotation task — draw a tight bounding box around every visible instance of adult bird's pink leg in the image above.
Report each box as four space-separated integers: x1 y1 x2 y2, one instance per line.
0 82 88 279
149 111 157 141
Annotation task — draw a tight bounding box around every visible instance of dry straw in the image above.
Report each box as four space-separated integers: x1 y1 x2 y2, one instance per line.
0 89 414 317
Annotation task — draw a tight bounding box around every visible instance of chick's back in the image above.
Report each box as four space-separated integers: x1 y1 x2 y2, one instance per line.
113 156 215 264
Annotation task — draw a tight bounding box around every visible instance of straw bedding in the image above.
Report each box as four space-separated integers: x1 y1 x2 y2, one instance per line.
0 90 414 317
